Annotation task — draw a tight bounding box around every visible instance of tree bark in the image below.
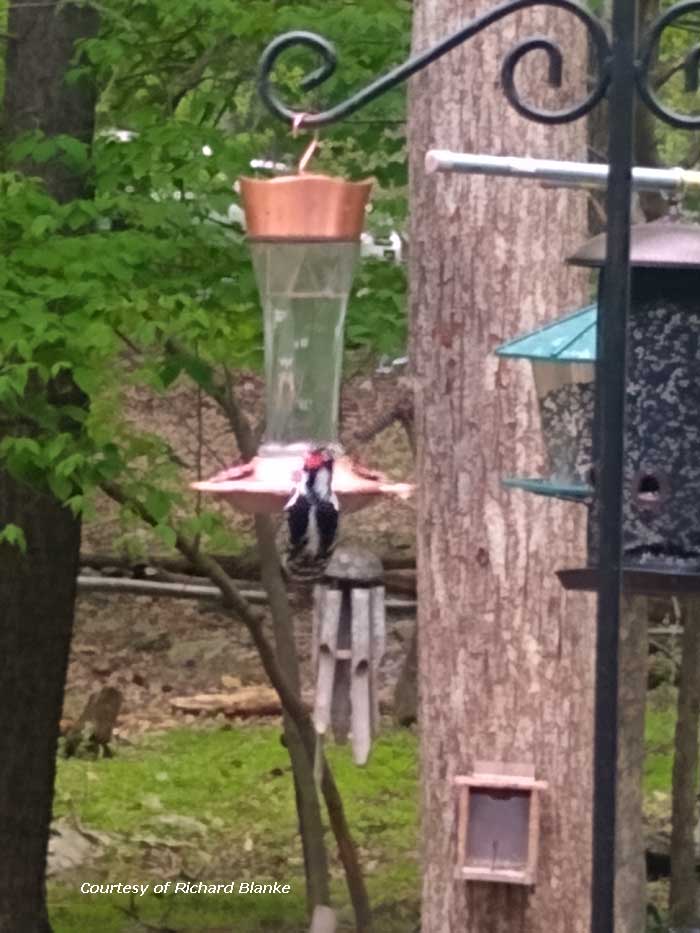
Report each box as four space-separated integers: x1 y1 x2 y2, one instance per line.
0 4 98 931
669 597 700 928
409 3 595 931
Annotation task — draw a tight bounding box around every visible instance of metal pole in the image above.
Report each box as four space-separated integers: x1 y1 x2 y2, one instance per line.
425 150 700 193
591 0 637 930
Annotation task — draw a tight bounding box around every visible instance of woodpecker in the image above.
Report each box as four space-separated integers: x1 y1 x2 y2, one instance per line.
283 447 339 583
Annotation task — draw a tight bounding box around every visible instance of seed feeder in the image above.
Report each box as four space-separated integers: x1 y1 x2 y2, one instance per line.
193 171 412 513
565 220 700 591
497 221 700 594
495 305 596 502
454 762 547 886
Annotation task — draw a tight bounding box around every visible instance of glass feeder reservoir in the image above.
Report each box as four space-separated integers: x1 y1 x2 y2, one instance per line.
495 305 597 499
242 174 369 453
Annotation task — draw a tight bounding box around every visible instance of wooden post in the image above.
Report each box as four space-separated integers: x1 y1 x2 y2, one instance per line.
669 596 700 928
615 595 648 933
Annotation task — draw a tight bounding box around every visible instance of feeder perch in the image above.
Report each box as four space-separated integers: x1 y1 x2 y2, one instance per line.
312 547 385 765
495 304 596 502
193 172 413 513
454 762 547 886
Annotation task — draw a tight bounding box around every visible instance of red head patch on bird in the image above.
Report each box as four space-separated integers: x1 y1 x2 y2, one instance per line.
304 448 331 472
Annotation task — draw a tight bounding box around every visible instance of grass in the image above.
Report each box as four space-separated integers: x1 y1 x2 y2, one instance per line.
644 688 676 796
48 692 680 932
49 725 419 932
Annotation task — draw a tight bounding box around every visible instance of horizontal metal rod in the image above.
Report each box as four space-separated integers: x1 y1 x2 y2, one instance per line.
76 575 416 612
425 150 700 193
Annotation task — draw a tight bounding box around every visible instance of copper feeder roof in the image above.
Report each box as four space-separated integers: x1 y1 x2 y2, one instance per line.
192 452 413 515
239 173 373 241
568 221 700 269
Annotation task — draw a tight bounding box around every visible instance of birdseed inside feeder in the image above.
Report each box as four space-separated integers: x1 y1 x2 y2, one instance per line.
495 304 596 501
193 172 413 513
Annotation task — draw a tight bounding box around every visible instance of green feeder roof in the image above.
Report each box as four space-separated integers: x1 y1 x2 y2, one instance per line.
495 304 597 362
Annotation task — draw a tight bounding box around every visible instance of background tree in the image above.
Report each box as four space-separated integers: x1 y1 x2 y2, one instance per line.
408 3 596 931
0 3 98 930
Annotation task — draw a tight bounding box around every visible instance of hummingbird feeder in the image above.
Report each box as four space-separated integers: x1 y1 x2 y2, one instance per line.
193 170 412 514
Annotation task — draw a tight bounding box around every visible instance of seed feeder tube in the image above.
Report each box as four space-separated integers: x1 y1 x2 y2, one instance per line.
496 305 597 501
193 173 413 513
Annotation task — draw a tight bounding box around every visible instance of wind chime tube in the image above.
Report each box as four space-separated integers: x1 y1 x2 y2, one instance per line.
425 150 700 193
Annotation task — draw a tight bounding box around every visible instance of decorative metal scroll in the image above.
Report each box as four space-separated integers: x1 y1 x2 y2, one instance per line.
635 0 700 129
257 0 700 130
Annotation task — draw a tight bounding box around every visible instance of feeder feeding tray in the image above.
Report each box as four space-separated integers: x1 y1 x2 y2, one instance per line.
454 761 547 886
193 448 413 515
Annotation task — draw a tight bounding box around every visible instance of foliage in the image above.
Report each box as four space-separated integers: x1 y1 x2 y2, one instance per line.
50 725 419 932
0 0 411 540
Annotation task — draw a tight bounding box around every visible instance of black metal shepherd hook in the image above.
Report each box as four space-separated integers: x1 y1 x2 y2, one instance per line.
258 0 700 130
256 3 700 933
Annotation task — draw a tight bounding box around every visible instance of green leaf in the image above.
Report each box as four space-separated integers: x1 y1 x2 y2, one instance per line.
0 523 27 553
48 472 73 501
145 489 171 523
30 215 55 237
154 523 176 549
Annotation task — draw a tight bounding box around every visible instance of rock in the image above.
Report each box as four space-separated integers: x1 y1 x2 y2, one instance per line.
47 819 111 877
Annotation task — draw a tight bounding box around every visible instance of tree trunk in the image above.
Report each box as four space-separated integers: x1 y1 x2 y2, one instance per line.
409 3 595 931
615 597 648 933
669 597 700 928
0 4 98 931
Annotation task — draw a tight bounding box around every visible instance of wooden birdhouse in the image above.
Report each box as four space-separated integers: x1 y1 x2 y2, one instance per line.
454 762 547 886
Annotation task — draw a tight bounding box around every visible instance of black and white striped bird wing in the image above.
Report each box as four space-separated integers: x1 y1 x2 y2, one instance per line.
285 493 312 558
315 499 339 558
